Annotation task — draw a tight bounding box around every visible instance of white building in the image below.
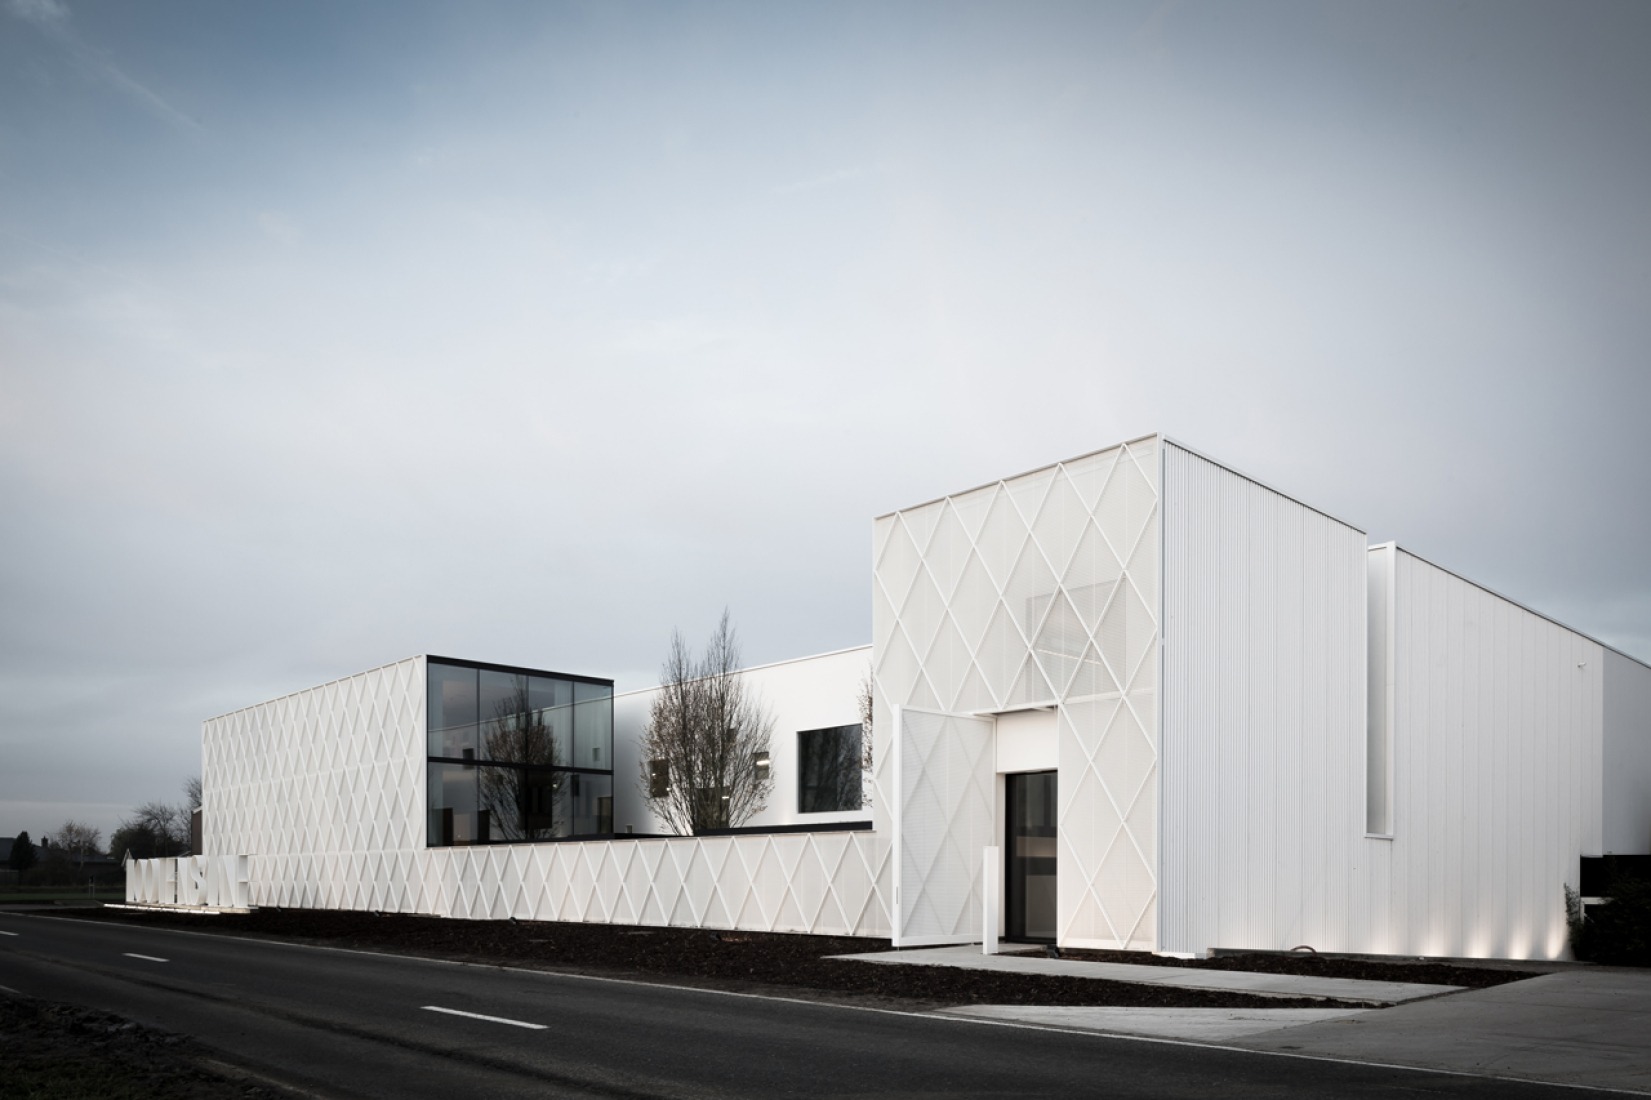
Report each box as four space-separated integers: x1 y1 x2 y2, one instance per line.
140 434 1651 961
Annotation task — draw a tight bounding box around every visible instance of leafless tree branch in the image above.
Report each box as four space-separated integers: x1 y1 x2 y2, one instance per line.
639 610 773 834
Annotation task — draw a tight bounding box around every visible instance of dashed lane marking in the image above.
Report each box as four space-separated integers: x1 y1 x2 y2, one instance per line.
422 1005 546 1030
123 953 169 963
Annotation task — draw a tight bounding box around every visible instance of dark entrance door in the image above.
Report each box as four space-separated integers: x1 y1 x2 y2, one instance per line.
1005 770 1057 942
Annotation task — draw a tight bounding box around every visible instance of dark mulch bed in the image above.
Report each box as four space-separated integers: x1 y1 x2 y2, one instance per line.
71 907 1537 1010
0 994 275 1099
1053 947 1534 991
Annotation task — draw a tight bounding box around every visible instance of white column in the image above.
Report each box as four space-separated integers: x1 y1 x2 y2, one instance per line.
982 845 1001 955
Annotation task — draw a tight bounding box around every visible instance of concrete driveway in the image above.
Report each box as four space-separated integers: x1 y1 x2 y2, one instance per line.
1230 968 1651 1094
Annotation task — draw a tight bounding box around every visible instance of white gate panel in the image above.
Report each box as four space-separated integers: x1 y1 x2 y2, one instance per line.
893 706 995 946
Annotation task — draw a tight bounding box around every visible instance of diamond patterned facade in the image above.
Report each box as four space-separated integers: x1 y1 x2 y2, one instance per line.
874 436 1162 950
175 655 891 936
893 708 994 945
202 657 428 911
130 431 1651 963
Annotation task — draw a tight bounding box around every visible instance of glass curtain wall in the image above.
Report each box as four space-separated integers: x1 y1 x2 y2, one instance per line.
426 658 614 846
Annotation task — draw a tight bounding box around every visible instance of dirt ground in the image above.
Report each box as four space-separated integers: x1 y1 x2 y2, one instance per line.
0 995 277 1099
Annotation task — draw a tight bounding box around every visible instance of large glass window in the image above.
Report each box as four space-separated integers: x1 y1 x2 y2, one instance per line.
427 658 613 846
428 663 479 759
797 724 862 813
428 762 479 845
573 680 611 770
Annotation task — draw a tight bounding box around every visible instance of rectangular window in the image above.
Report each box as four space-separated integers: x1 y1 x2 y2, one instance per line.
648 759 670 799
753 751 770 783
428 658 613 846
1366 546 1395 837
797 724 861 813
427 663 479 758
428 761 478 845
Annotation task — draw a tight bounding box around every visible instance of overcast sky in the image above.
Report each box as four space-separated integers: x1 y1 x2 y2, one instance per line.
3 0 1648 846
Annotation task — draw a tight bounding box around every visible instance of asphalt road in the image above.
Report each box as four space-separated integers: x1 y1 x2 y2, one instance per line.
0 911 1607 1099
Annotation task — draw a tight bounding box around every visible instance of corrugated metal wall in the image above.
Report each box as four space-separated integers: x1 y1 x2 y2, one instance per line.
1159 443 1368 956
1603 648 1651 854
1161 445 1614 960
1361 551 1604 959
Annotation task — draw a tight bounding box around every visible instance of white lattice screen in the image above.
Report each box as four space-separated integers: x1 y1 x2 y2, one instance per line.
202 657 427 912
893 707 995 946
874 437 1161 950
420 831 888 935
199 655 890 935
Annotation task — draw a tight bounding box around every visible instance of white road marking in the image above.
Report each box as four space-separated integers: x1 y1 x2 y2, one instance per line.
62 924 1604 1096
0 930 18 936
123 953 169 963
422 1005 546 1030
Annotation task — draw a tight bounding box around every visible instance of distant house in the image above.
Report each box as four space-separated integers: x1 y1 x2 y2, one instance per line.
139 435 1651 961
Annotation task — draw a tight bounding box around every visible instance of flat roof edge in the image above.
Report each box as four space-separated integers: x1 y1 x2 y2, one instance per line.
615 643 873 700
1158 435 1368 535
1384 545 1651 671
203 653 615 724
873 433 1370 537
201 655 424 724
875 432 1164 520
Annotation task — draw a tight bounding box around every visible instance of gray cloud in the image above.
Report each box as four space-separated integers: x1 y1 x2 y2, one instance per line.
1 1 1647 844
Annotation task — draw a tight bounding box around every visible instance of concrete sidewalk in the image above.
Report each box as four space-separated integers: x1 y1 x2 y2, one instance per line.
830 944 1463 1004
1234 968 1651 1094
833 945 1651 1093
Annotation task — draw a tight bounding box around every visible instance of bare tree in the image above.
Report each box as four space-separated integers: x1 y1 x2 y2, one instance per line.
639 611 773 834
110 801 189 861
477 682 564 841
185 775 203 809
47 820 102 860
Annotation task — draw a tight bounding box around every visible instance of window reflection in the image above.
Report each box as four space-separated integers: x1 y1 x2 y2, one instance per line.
427 659 612 847
428 663 479 758
428 762 478 845
798 725 862 813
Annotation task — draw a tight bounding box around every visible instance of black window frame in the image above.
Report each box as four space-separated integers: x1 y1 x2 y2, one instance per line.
796 724 862 814
425 656 614 847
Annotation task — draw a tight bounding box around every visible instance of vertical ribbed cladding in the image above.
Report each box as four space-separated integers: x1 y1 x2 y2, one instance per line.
1159 442 1368 956
1603 648 1651 853
1383 549 1605 958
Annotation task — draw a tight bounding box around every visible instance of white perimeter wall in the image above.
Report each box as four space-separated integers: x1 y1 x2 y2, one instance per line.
1359 550 1605 959
612 646 874 835
1603 647 1651 854
1159 443 1368 957
202 653 889 936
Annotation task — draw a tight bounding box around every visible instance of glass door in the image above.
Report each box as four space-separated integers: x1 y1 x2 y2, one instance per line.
1005 770 1057 942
